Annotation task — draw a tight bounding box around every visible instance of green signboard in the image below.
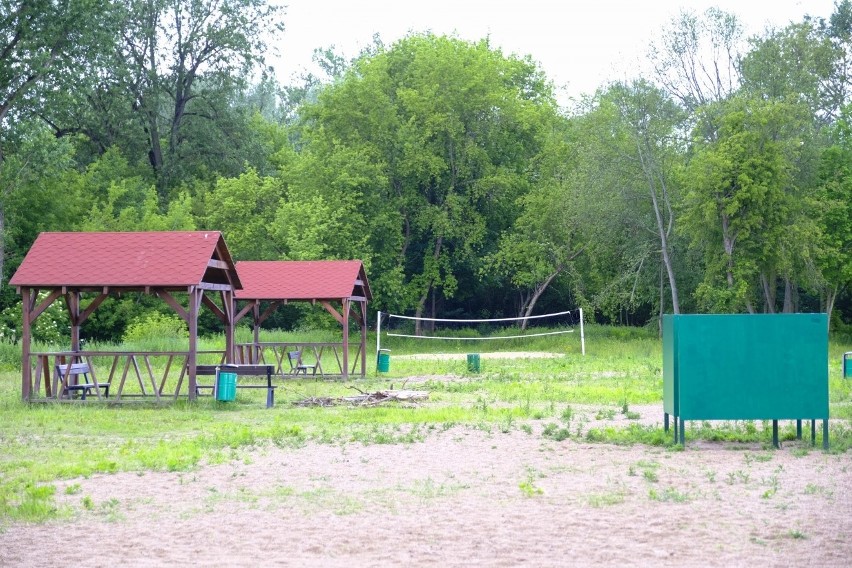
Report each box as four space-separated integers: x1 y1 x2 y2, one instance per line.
663 314 829 446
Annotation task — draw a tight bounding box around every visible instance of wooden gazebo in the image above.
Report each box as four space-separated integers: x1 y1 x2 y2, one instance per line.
9 231 241 401
233 260 371 379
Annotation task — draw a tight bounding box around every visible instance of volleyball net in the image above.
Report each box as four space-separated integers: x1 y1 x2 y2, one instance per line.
376 308 585 358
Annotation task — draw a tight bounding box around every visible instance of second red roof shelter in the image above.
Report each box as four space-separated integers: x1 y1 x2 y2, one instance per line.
234 260 371 379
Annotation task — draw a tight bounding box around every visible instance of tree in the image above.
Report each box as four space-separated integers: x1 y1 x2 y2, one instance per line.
681 96 816 313
648 7 745 112
294 34 560 327
484 123 587 326
0 0 116 283
741 17 840 123
1 0 116 151
202 167 286 261
815 105 852 323
43 0 285 196
570 81 685 324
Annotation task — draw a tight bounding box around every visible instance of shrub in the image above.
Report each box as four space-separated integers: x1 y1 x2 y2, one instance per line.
123 312 188 348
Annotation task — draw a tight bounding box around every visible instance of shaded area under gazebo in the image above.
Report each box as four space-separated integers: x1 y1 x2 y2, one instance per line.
9 231 240 402
233 260 371 379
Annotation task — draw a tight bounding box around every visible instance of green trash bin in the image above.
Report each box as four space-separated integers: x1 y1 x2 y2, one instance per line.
216 371 237 402
467 353 481 373
377 349 391 373
845 352 852 378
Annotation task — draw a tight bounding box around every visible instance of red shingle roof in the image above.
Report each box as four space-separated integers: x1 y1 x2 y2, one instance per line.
10 231 239 288
235 260 371 301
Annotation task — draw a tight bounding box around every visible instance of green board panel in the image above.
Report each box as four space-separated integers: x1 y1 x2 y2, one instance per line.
662 315 676 416
663 314 828 421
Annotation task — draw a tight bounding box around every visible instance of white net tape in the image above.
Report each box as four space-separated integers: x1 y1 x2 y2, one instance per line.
377 307 586 356
383 309 579 341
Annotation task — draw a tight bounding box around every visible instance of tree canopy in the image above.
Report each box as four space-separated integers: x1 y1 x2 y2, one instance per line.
2 0 851 341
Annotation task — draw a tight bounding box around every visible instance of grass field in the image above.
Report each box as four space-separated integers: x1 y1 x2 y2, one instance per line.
1 324 851 529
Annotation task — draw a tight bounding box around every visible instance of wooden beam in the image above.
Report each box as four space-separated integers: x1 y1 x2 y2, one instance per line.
30 289 62 324
157 290 189 323
257 301 281 325
348 296 367 302
234 301 256 324
79 293 109 325
197 282 233 291
207 259 229 270
201 293 227 323
320 301 344 325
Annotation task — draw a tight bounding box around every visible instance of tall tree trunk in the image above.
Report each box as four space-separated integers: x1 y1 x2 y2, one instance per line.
414 236 443 336
760 273 776 313
825 284 841 331
429 286 436 333
414 284 431 337
721 212 736 289
659 262 666 337
782 278 794 313
0 204 5 287
637 143 680 313
519 266 563 330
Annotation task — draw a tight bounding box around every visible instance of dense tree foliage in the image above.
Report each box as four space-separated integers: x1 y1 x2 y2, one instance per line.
1 0 851 341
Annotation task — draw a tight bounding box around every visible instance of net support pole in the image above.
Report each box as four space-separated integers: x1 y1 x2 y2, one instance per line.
579 307 585 356
376 311 382 364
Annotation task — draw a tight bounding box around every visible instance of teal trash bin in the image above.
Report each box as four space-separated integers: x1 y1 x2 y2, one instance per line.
467 353 481 373
377 349 391 373
845 352 852 378
216 371 237 402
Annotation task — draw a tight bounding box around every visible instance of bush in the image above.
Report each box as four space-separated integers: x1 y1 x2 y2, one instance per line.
123 312 188 349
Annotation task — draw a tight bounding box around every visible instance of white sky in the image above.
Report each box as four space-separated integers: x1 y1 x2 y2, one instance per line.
269 0 837 103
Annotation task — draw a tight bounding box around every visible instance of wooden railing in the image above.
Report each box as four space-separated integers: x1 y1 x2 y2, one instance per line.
27 350 227 402
235 342 364 378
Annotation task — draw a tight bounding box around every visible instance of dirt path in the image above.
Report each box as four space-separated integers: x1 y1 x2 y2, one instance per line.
2 422 850 567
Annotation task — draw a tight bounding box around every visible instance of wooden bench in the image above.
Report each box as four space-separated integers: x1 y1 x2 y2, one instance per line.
54 362 110 400
195 364 276 408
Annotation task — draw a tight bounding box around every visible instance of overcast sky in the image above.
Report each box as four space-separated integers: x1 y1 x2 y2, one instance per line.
269 0 838 102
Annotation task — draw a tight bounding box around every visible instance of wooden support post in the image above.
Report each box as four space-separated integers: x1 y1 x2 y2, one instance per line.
66 291 81 353
222 290 234 364
360 299 367 379
342 298 350 380
188 288 200 401
253 302 261 364
21 288 32 401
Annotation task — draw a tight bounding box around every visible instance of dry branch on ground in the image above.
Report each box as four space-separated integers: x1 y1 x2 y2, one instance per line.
292 388 429 407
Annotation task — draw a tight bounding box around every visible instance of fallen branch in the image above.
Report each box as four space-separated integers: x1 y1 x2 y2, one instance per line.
292 389 429 407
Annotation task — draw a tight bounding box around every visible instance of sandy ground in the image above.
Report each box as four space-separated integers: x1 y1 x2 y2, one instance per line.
1 413 850 568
